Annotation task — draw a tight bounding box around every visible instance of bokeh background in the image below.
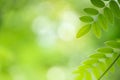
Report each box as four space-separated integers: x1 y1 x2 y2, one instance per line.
0 0 120 80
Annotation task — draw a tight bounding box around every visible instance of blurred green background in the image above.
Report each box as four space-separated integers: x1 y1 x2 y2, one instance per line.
0 0 120 80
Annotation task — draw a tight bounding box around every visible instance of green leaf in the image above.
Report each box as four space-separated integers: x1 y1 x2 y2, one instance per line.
104 7 114 24
106 58 112 66
79 16 94 22
98 14 108 31
105 41 120 49
109 1 120 18
105 53 113 58
76 24 91 38
117 59 120 67
92 67 101 78
84 8 99 15
98 62 106 72
110 66 115 73
113 53 119 58
92 22 101 38
83 59 97 65
90 53 105 58
97 47 113 53
118 0 120 4
75 74 84 80
74 65 89 74
90 0 105 8
73 69 85 74
78 64 90 70
86 71 92 80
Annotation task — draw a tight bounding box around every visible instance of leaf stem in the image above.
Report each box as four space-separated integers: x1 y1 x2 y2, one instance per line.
98 53 120 80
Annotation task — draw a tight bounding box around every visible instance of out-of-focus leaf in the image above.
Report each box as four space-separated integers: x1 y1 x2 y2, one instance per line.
79 16 94 23
118 0 120 4
98 62 106 72
117 59 120 67
92 22 101 38
113 53 118 58
83 59 97 65
109 1 120 18
105 53 113 58
106 58 112 66
104 7 114 24
0 12 2 27
73 68 85 74
74 65 87 75
75 74 84 80
110 66 115 73
90 0 105 8
92 67 101 79
84 8 99 15
78 64 90 70
90 53 105 58
98 14 108 31
76 24 91 38
105 41 120 49
86 71 92 80
97 47 113 53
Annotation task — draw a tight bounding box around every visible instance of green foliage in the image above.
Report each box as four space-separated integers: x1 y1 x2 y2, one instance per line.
76 24 91 38
79 16 94 23
75 0 120 80
90 0 105 8
74 40 120 80
98 14 108 31
97 47 113 53
104 7 114 24
105 41 120 49
92 22 101 38
76 0 120 38
104 0 110 1
109 1 120 18
84 8 99 15
118 0 120 4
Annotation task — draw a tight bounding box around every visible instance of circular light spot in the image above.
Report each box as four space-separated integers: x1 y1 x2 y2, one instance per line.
32 16 57 47
47 67 66 80
58 10 79 41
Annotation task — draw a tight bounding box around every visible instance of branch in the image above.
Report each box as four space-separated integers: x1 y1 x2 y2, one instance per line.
98 53 120 80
